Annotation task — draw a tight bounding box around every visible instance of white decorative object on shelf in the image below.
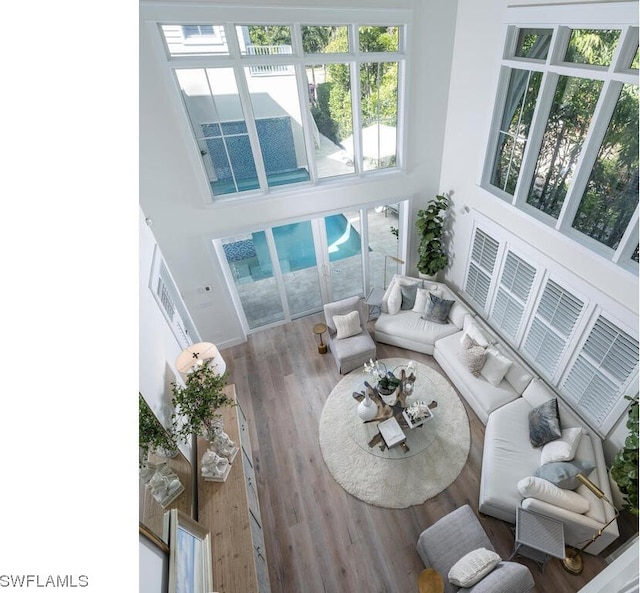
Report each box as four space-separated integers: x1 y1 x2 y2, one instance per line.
201 447 232 482
141 462 185 507
208 418 239 463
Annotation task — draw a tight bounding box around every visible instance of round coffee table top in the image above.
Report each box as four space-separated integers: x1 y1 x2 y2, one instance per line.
418 568 444 593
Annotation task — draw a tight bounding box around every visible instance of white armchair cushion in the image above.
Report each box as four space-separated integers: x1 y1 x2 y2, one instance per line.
448 548 501 588
517 476 590 513
334 311 362 339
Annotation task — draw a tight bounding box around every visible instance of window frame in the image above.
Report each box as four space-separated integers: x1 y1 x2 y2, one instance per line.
481 3 639 273
143 6 410 203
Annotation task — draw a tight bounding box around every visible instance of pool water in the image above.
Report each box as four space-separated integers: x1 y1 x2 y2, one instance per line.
223 214 363 280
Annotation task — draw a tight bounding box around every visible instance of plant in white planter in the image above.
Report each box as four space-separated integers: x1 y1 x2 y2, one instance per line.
416 193 449 278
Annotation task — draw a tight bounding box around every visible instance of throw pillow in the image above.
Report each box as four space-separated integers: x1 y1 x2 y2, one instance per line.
412 287 442 313
480 348 513 386
460 316 492 348
517 476 590 513
457 335 487 377
400 283 420 310
387 283 403 315
421 293 454 324
448 548 501 588
540 427 584 464
333 311 362 340
534 460 596 490
528 398 562 448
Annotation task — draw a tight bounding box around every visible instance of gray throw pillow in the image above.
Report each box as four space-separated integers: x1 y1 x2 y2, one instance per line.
422 293 454 324
528 398 562 448
400 283 421 310
535 460 597 490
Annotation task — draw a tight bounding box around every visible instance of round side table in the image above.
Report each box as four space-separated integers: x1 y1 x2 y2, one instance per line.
312 323 328 354
418 568 444 593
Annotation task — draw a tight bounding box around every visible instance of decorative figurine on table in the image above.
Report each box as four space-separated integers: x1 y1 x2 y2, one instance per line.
201 447 231 482
208 418 239 462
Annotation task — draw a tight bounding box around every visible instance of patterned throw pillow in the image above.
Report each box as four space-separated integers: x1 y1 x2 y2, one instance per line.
448 548 501 588
457 334 487 376
421 293 454 324
528 398 562 448
333 310 362 339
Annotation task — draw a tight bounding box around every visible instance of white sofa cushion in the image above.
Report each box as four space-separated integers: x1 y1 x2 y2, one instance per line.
522 378 554 408
517 476 590 513
387 283 403 315
375 310 460 345
461 316 493 347
481 348 513 386
540 427 584 464
448 300 469 329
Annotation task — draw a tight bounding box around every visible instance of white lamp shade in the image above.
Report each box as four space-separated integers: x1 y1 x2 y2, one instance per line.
176 342 226 376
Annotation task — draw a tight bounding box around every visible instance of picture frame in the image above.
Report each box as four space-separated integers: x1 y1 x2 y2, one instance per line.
163 509 213 593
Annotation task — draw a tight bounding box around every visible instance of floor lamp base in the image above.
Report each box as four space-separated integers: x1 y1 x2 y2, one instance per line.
562 549 584 575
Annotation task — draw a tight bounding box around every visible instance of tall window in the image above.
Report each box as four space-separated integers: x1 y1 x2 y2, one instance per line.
159 23 405 200
484 14 639 271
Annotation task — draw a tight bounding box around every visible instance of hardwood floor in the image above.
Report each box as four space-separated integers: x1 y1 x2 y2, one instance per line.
223 312 637 593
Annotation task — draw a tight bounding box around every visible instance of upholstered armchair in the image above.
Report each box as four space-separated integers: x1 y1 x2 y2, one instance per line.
417 505 534 593
323 295 376 374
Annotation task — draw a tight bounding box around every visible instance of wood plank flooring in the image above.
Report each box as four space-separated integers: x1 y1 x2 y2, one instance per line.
223 312 637 593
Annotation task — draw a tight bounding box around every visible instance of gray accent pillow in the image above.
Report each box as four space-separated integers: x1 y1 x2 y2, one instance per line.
400 283 421 310
422 293 454 324
528 398 562 448
534 460 596 490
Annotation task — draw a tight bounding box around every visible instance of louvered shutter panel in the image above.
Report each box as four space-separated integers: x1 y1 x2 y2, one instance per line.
490 251 536 340
522 280 584 378
562 316 639 431
465 229 499 309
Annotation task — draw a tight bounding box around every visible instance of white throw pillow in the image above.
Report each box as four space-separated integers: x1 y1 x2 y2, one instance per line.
448 548 501 588
333 311 362 339
480 348 513 386
505 359 534 394
517 476 590 514
541 427 584 464
387 284 403 315
522 378 554 408
460 316 492 348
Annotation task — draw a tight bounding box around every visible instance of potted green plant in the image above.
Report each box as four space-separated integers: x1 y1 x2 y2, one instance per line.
416 193 449 279
171 363 235 444
139 394 178 467
610 395 639 516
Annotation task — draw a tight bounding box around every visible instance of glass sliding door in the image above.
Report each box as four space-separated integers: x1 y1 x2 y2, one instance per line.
365 204 403 290
324 211 364 301
221 232 285 330
272 221 323 317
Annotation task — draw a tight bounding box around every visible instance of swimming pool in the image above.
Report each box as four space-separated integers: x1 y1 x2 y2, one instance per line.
223 214 363 278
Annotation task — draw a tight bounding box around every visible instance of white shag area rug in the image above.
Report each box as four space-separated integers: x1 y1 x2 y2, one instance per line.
319 358 470 508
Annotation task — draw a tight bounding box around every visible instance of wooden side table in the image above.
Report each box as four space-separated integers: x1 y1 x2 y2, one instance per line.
418 568 444 593
313 322 328 354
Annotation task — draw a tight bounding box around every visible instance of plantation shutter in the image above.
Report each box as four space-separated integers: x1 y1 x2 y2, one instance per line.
490 250 536 340
522 280 584 380
465 229 499 309
562 316 639 433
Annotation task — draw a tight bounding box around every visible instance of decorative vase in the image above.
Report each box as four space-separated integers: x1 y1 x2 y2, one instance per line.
358 392 378 421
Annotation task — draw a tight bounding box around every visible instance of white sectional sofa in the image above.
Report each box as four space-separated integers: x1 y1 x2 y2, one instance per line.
374 275 619 554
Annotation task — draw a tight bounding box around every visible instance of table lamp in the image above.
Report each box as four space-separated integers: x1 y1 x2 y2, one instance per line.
562 473 620 574
175 342 226 377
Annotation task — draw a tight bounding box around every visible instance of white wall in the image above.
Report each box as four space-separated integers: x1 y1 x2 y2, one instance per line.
439 0 639 316
139 207 192 461
139 0 459 348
